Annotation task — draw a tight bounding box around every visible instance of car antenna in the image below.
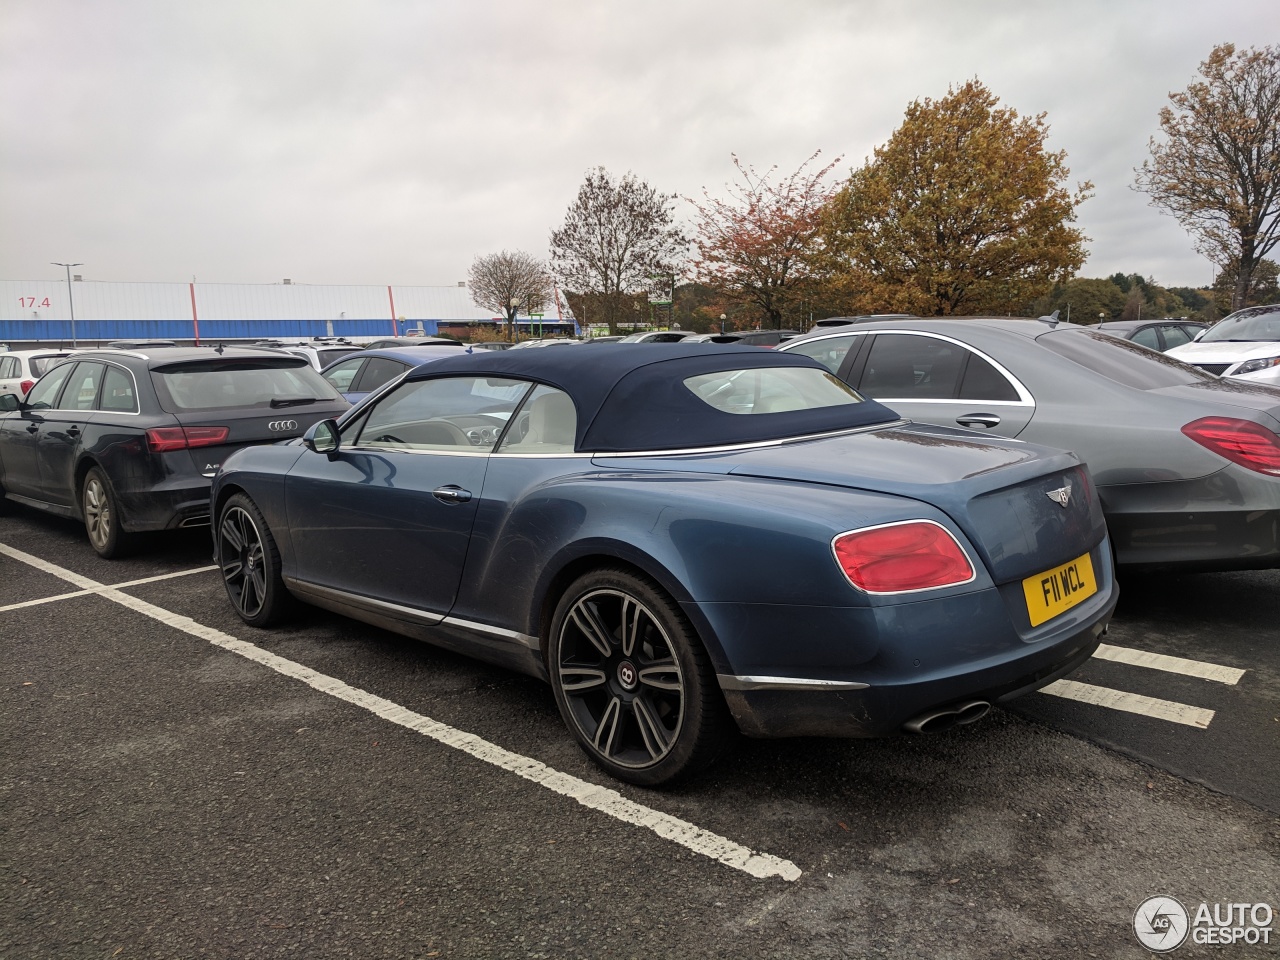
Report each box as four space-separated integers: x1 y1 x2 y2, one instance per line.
215 343 225 355
1038 309 1061 327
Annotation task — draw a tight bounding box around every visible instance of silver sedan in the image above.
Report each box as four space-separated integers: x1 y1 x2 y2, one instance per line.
780 317 1280 572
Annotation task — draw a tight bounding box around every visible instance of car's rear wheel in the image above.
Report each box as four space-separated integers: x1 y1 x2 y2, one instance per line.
548 568 729 786
82 467 136 558
217 493 292 627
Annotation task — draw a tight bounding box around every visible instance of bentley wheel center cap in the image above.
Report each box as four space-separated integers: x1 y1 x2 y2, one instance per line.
617 660 638 691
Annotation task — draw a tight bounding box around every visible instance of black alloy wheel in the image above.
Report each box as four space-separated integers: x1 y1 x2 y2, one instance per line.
217 493 292 627
548 568 729 786
82 466 136 558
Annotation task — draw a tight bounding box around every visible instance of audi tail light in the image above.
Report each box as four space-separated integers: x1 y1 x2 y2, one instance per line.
1181 417 1280 476
833 520 975 594
145 425 230 452
19 379 35 395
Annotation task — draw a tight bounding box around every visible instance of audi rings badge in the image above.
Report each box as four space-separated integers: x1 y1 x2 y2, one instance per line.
268 419 299 432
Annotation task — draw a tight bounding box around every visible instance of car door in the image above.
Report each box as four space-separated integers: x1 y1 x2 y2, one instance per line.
850 332 1035 437
35 360 104 507
285 374 532 617
0 360 76 499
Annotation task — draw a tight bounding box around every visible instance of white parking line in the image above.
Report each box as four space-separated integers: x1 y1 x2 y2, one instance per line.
0 542 801 882
1039 679 1215 729
0 565 218 614
1093 643 1245 685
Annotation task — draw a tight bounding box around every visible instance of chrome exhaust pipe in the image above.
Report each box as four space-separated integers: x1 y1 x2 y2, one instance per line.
902 700 991 734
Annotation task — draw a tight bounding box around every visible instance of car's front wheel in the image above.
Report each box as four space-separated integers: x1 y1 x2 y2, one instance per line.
548 568 729 786
217 493 292 627
82 467 136 558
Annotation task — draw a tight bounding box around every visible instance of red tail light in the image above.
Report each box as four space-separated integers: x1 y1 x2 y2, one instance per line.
833 520 975 594
19 379 35 394
146 425 230 452
1181 417 1280 476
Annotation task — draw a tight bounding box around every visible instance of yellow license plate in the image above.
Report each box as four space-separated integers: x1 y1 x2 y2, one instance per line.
1022 552 1097 627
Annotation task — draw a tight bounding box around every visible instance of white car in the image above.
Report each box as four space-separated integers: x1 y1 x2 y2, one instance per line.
1166 303 1280 386
0 348 74 397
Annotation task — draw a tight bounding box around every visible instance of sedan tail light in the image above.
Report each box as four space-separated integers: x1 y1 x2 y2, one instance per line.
833 520 975 594
145 425 230 452
19 379 35 395
1181 417 1280 476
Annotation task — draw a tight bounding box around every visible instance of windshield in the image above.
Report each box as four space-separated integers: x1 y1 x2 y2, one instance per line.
1039 329 1216 389
1199 305 1280 343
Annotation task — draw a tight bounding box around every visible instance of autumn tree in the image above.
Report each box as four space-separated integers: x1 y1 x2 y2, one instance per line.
467 250 552 340
822 80 1091 316
689 152 841 329
1135 44 1280 312
549 167 685 334
1211 256 1279 311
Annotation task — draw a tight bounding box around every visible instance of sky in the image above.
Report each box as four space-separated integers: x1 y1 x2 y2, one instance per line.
1 0 1275 291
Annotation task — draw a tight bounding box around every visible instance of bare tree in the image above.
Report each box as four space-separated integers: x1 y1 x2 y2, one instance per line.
1136 43 1280 310
549 167 685 334
467 250 552 340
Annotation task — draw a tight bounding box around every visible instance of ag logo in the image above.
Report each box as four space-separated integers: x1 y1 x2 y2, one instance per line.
1134 895 1189 952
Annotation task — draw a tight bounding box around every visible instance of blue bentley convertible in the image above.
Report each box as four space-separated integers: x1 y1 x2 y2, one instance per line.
211 344 1117 785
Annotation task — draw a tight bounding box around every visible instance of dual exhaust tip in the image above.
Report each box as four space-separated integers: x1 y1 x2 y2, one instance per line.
902 699 991 735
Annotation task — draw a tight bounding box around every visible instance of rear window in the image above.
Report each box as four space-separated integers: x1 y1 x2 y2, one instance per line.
316 348 361 365
1039 329 1216 389
30 354 69 377
684 367 865 414
151 359 344 412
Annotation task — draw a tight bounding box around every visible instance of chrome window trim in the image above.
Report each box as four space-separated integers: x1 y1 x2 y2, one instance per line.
830 518 978 596
95 360 142 416
718 674 870 692
784 329 1035 405
342 443 492 458
590 421 908 459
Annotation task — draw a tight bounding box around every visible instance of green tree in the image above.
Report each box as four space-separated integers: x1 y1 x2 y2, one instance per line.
1211 257 1280 311
1135 44 1280 310
1045 277 1127 324
822 79 1092 316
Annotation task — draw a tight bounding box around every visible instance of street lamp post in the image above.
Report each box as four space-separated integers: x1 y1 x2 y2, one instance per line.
52 262 82 347
719 313 726 335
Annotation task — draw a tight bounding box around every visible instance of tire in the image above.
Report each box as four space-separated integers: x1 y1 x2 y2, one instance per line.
548 567 730 786
216 492 293 627
82 467 137 558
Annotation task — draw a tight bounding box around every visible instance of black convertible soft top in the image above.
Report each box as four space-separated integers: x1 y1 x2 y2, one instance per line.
403 343 898 452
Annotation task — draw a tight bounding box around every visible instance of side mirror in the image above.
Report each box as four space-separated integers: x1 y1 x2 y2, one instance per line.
303 419 340 455
0 393 22 413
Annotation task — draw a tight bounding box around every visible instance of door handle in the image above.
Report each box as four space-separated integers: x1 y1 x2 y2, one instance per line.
432 485 472 504
66 426 81 437
26 424 39 434
956 413 1001 429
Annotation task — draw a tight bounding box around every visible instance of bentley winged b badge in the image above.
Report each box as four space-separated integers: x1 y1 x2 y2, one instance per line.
1045 482 1072 508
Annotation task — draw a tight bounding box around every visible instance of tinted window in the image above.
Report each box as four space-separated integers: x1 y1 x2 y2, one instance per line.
63 362 106 411
24 361 74 409
151 360 343 412
99 366 138 413
958 353 1020 401
1130 326 1161 350
1039 329 1215 389
1162 325 1195 348
30 354 69 377
354 376 530 450
782 334 859 374
684 368 863 414
322 358 365 392
497 385 577 453
353 357 410 393
316 348 361 366
860 334 965 399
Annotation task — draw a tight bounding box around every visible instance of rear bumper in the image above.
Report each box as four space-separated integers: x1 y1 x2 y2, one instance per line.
718 610 1110 738
115 478 212 531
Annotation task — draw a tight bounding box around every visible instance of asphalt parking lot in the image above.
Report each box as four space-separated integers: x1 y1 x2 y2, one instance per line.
3 508 1278 959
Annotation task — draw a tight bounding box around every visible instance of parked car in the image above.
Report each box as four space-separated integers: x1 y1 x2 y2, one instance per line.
319 346 463 403
617 331 691 343
469 341 515 351
810 315 918 329
0 346 349 557
1094 318 1207 353
1166 302 1280 386
252 338 364 370
779 316 1280 572
359 337 469 350
211 344 1116 786
684 329 800 347
0 349 73 397
507 338 582 349
582 336 626 344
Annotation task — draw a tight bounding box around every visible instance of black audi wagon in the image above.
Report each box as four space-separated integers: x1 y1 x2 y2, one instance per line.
0 346 349 556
